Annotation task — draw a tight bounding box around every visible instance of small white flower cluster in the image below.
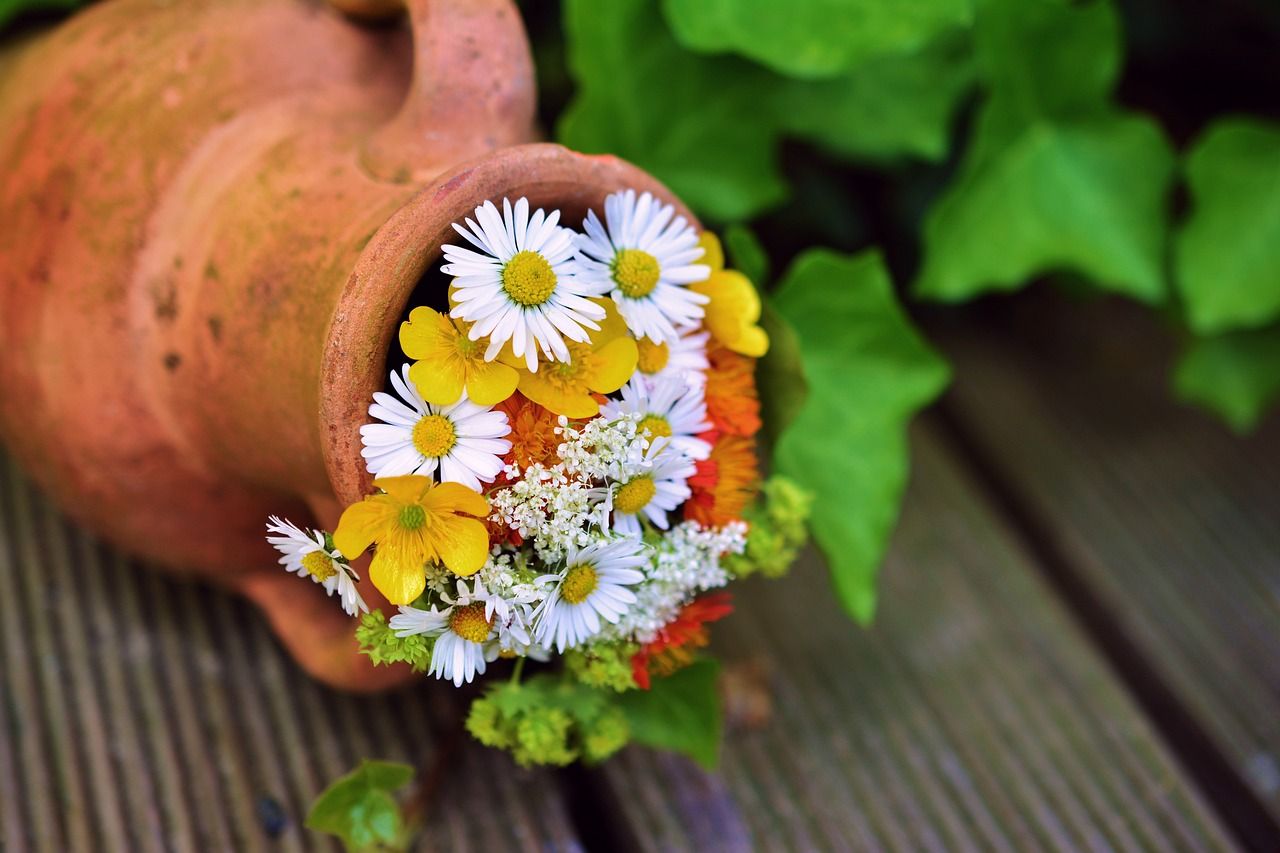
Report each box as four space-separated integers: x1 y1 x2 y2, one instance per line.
602 520 748 645
556 411 650 482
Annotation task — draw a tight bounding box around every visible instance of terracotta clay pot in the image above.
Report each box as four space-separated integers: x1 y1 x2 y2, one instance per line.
0 0 688 690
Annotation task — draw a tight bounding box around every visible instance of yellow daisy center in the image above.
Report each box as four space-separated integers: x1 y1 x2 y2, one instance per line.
611 248 660 298
502 250 558 306
561 563 599 605
614 475 656 515
449 601 492 643
300 550 337 582
412 413 456 458
635 338 670 374
398 503 427 531
638 414 672 439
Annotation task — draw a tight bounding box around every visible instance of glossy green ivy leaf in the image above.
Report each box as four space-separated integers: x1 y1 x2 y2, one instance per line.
1174 119 1280 334
774 33 974 162
772 250 950 622
662 0 972 80
559 0 786 221
305 760 413 852
1173 326 1280 432
916 112 1174 303
915 0 1172 304
619 660 722 769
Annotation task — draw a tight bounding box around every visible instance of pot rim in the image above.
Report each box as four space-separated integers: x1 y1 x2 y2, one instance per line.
319 142 694 509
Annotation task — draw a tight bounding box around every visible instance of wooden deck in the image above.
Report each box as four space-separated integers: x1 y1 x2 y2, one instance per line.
1 297 1277 851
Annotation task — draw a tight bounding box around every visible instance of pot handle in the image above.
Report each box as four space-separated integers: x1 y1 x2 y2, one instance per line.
336 0 537 183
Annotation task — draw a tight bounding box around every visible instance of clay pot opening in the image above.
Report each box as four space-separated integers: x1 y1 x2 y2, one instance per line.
318 143 692 513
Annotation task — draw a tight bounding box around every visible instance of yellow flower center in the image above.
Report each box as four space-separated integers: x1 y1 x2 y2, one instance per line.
635 338 670 374
561 563 599 605
541 341 594 390
611 248 660 298
412 413 456 458
638 414 672 439
453 333 480 359
614 475 656 514
502 250 558 306
398 503 427 531
300 550 337 582
449 601 492 643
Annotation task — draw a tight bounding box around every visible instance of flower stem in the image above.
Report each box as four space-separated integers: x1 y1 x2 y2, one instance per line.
510 656 526 686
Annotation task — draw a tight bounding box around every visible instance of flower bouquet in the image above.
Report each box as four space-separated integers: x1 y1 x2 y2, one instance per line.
267 190 810 766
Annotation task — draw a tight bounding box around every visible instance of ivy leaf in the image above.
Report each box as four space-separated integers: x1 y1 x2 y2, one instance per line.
661 0 972 80
915 0 1173 303
757 301 808 449
774 33 975 163
915 112 1174 303
620 660 722 769
1174 119 1280 334
305 760 414 852
1173 326 1280 432
773 251 949 621
558 0 786 221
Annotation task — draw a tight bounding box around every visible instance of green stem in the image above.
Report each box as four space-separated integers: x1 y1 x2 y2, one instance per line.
510 656 526 686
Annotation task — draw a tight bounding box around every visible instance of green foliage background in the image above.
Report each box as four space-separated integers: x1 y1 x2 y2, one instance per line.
5 0 1279 620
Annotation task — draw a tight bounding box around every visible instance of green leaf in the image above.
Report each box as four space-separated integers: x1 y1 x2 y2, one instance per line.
723 224 771 286
661 0 972 80
756 301 808 449
1173 326 1280 432
0 0 81 30
306 760 414 852
1174 118 1280 334
620 660 722 769
774 33 975 162
773 251 949 621
915 112 1174 303
559 0 786 221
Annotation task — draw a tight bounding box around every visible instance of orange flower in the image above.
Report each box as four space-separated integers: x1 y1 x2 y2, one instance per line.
632 593 734 690
704 344 761 437
684 434 759 528
495 393 561 471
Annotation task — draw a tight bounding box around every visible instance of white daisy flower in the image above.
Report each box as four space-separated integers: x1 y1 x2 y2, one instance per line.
360 365 512 491
590 441 697 537
389 578 498 687
601 375 713 460
265 516 367 617
532 537 648 652
442 197 608 372
635 326 710 389
576 189 710 344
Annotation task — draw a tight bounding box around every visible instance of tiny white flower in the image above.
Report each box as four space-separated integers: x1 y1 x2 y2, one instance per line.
590 441 696 537
360 365 512 491
532 537 648 652
576 190 710 344
442 197 608 372
635 325 710 389
601 375 712 460
265 516 367 616
389 579 497 687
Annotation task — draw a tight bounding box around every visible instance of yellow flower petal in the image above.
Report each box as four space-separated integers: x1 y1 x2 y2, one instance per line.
697 231 724 272
409 359 465 406
586 336 639 395
332 497 394 560
434 517 490 576
423 481 489 518
465 360 519 406
591 298 630 344
731 324 770 357
518 371 600 418
398 307 452 361
369 541 427 605
373 475 432 505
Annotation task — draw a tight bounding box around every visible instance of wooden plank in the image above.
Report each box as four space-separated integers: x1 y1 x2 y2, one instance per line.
594 426 1236 851
933 297 1280 840
0 454 582 852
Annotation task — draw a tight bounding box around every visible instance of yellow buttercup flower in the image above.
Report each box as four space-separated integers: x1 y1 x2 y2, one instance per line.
501 299 638 418
333 475 490 606
399 307 519 406
688 233 769 358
